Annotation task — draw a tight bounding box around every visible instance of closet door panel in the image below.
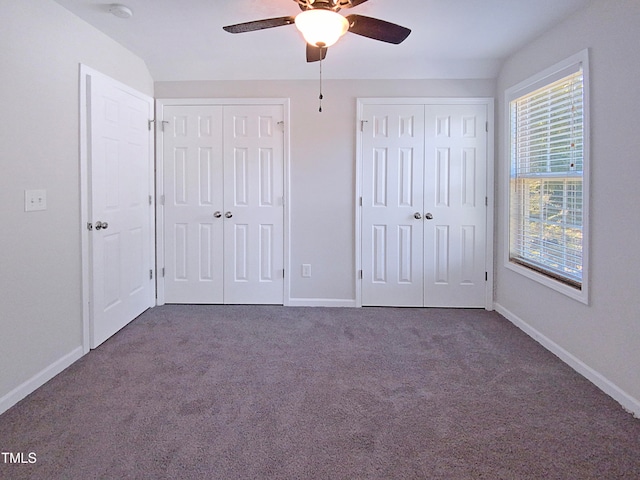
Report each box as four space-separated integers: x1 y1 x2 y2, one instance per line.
361 104 425 306
423 104 488 307
162 106 224 304
223 105 285 304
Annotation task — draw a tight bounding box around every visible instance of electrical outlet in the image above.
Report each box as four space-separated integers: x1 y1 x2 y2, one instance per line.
302 264 312 278
25 189 47 212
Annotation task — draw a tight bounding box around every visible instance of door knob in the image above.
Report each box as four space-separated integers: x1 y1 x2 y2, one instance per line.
225 211 233 218
213 211 222 218
425 213 434 220
413 212 422 220
95 221 109 230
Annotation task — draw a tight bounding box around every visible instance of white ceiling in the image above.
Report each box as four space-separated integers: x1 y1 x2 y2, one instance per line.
54 0 592 81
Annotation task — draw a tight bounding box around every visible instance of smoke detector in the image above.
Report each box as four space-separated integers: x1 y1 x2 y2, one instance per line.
109 4 133 19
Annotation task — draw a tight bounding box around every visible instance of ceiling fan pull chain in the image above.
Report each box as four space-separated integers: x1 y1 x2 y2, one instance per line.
318 47 324 113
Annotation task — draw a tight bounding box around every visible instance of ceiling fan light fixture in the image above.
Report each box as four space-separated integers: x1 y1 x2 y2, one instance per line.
295 9 349 48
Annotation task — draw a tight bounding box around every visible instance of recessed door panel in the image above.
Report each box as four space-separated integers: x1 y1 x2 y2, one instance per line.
174 148 188 205
102 232 121 310
128 227 144 295
434 225 449 284
199 148 215 205
372 225 387 283
436 148 450 207
460 225 476 285
461 148 477 208
173 223 188 280
199 224 214 281
398 225 414 283
234 148 249 206
398 149 414 207
373 148 388 207
234 224 249 282
259 149 274 206
259 224 274 282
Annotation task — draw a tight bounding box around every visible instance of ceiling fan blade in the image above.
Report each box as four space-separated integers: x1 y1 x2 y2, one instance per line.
306 44 328 62
223 16 296 34
345 14 411 44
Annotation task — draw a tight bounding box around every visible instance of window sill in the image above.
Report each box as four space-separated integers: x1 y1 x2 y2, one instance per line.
505 260 589 305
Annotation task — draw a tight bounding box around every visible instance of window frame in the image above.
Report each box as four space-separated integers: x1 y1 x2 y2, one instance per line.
504 49 590 304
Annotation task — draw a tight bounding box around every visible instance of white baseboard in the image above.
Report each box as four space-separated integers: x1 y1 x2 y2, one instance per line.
0 346 84 416
286 298 357 308
494 303 640 418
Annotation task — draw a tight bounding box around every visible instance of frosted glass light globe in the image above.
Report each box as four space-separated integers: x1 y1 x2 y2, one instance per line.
295 9 349 47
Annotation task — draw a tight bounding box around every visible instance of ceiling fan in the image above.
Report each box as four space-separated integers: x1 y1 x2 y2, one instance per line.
222 0 411 63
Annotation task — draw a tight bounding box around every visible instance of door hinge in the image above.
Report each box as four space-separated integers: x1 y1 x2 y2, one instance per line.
485 121 489 133
359 196 363 207
162 268 165 278
160 195 165 206
148 119 155 131
149 195 153 206
283 269 285 278
485 272 488 281
150 269 153 280
360 120 368 132
485 196 488 207
359 269 363 279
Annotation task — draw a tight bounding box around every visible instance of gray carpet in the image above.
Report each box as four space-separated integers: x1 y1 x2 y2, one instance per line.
1 305 639 479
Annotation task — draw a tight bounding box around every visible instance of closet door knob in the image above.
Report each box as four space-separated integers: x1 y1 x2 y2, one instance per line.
425 213 434 220
213 211 222 218
413 212 422 220
225 211 233 218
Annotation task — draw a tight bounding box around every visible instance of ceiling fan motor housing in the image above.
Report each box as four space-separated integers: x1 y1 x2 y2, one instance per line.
296 0 345 12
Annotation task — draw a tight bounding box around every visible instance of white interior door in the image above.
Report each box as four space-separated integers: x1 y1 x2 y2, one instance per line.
89 72 154 348
361 104 425 306
423 104 488 307
223 105 285 304
360 101 489 308
162 106 224 304
160 103 285 305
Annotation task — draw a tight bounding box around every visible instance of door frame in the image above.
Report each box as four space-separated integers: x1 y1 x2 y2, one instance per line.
355 97 495 310
155 98 291 306
79 65 156 353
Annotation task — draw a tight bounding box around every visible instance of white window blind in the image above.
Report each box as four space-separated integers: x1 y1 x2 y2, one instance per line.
509 68 584 289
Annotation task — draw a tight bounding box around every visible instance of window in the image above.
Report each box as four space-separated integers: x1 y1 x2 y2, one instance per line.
506 50 589 303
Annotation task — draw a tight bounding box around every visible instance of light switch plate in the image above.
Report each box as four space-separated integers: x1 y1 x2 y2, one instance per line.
25 189 47 212
302 264 311 278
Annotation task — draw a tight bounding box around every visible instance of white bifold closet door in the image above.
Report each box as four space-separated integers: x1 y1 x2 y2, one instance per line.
361 103 488 307
162 104 284 304
362 104 426 306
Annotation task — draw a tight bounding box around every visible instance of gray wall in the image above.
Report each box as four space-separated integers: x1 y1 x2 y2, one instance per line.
0 0 153 411
495 0 640 410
